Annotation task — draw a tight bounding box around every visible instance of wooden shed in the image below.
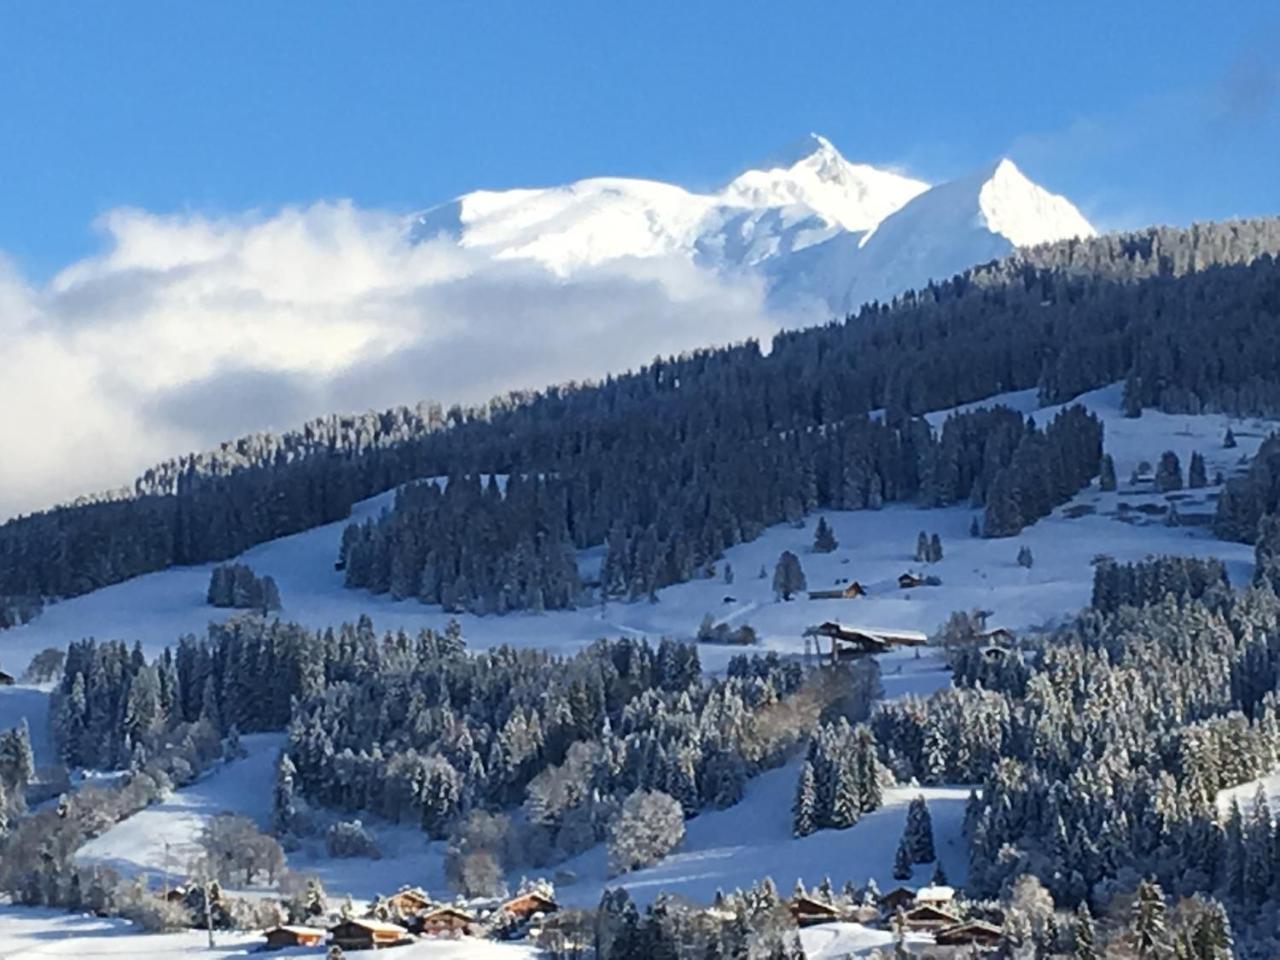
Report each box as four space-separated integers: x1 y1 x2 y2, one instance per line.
934 918 1003 947
419 905 476 937
386 885 434 917
0 670 14 687
328 917 409 951
501 890 560 921
898 572 926 589
878 886 917 913
901 903 963 932
788 894 843 927
808 581 867 600
263 925 326 950
805 621 928 663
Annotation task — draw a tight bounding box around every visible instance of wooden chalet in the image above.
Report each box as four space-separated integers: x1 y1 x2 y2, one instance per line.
386 885 434 917
808 581 867 601
934 918 1003 947
901 903 963 932
501 890 560 921
788 894 843 927
418 905 476 936
915 884 955 907
979 627 1015 645
878 886 918 913
805 621 928 663
898 572 926 589
263 925 326 950
0 669 14 686
328 917 409 951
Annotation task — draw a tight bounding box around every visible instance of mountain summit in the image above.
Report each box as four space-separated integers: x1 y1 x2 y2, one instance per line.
409 137 1094 315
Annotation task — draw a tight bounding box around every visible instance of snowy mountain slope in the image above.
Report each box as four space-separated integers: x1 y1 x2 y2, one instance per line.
551 767 972 909
408 135 1091 313
0 383 1262 680
769 158 1096 312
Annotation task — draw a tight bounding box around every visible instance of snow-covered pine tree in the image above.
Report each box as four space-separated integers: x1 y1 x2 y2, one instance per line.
813 517 838 554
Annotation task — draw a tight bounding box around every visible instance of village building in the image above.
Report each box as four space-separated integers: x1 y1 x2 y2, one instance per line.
418 905 476 937
914 884 956 907
878 886 918 914
501 890 560 921
262 925 326 950
900 903 963 932
788 894 843 927
386 885 434 917
807 581 867 600
898 572 926 589
328 917 410 951
805 621 928 663
934 918 1003 948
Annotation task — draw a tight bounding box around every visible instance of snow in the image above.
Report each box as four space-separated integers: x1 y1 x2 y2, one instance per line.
77 733 285 885
407 134 1090 315
1218 768 1280 816
3 380 1273 947
800 921 933 958
0 905 539 958
2 380 1267 677
550 763 973 910
0 685 53 766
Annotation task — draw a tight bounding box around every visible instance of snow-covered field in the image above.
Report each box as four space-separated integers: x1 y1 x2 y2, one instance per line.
0 381 1273 955
0 383 1264 680
553 764 971 909
0 906 539 959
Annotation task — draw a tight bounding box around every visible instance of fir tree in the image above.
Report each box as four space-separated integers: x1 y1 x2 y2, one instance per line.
792 761 817 838
904 795 936 863
1131 878 1167 959
772 551 806 601
813 517 838 554
892 836 913 880
1099 453 1117 492
1072 902 1098 960
1188 452 1208 489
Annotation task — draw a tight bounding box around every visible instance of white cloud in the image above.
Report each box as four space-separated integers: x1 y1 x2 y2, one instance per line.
0 202 790 521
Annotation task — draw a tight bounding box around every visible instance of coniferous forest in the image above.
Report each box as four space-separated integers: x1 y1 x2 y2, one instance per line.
10 217 1278 612
9 217 1280 957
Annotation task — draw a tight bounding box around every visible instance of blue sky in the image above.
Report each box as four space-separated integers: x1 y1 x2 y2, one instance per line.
2 1 1279 277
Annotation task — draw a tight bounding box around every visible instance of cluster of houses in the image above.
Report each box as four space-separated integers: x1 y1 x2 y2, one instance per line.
789 883 1003 951
262 886 559 952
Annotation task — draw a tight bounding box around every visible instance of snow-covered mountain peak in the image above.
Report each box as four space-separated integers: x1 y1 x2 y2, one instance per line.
976 157 1095 247
406 139 1095 316
721 134 928 233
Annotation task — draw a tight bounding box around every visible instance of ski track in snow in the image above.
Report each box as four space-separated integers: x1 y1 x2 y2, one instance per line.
1 381 1276 953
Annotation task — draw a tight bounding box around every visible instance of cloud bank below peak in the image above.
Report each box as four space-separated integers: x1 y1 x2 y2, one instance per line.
0 137 1093 521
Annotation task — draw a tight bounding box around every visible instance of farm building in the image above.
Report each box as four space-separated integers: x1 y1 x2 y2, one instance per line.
501 890 560 921
788 894 844 927
386 885 434 917
418 905 476 937
915 884 955 907
807 581 867 600
878 886 918 913
328 917 409 951
804 621 928 662
934 919 1003 947
900 904 963 932
262 925 326 950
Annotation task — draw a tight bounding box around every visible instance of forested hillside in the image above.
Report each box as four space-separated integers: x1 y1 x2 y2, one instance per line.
2 217 1279 609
